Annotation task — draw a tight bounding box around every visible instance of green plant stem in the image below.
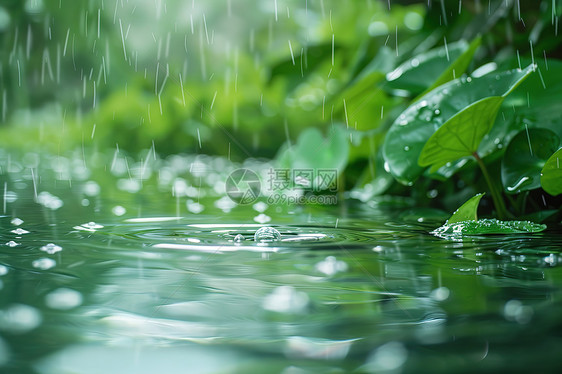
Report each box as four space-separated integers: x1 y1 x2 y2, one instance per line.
472 152 508 220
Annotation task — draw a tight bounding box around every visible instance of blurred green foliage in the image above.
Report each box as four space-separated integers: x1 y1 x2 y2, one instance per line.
0 0 560 218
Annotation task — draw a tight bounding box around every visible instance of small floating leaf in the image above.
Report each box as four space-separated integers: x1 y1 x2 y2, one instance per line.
541 148 562 196
447 193 484 224
501 129 560 194
432 218 547 239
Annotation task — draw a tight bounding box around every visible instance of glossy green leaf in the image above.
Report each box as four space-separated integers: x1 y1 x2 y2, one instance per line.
501 129 560 194
432 218 547 239
335 47 394 111
386 39 470 95
541 148 562 196
383 64 535 184
502 59 562 140
268 43 338 92
447 193 484 224
420 36 481 97
419 97 504 171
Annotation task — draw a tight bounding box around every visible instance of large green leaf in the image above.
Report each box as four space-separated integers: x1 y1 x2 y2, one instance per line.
432 218 547 239
501 129 560 194
419 97 504 171
386 39 470 95
447 193 484 224
383 64 535 184
420 36 481 97
541 148 562 196
502 59 562 139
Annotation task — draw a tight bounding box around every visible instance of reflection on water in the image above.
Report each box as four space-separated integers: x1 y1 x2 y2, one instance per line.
0 151 561 373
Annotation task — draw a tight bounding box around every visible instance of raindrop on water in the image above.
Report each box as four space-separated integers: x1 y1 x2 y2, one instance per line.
254 226 281 243
40 243 62 255
0 304 42 334
11 228 29 235
262 285 309 313
315 256 348 276
112 205 126 216
254 213 271 224
45 288 83 310
32 258 56 270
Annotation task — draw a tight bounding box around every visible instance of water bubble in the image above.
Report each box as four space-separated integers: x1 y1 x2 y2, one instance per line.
112 205 127 216
404 146 410 151
0 265 7 276
544 253 557 266
315 256 348 276
434 109 441 116
10 218 23 226
254 226 281 243
262 286 309 313
426 189 438 198
254 213 272 224
74 222 104 232
5 241 19 247
45 288 83 310
233 234 245 243
215 196 237 212
466 76 472 82
187 201 204 214
0 304 42 334
372 246 384 253
83 181 101 196
383 162 390 173
11 228 29 235
252 201 269 213
40 243 62 255
410 58 420 67
32 258 56 270
37 191 63 210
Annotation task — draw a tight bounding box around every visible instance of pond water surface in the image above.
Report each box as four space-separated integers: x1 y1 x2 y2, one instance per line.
0 151 561 373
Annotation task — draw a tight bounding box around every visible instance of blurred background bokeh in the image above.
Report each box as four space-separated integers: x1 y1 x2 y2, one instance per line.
1 0 558 160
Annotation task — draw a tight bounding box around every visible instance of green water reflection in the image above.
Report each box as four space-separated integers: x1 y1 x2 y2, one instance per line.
0 152 561 373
